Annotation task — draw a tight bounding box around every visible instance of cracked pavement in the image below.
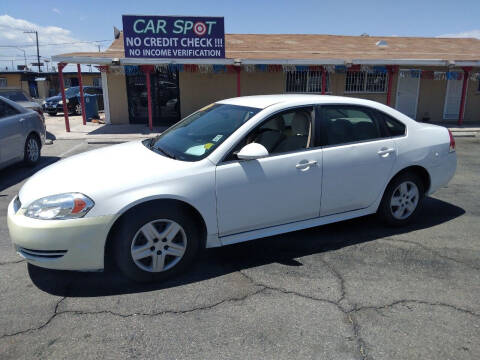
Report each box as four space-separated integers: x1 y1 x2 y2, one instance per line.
0 138 479 359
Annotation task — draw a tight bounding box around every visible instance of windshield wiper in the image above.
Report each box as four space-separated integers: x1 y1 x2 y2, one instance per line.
153 145 176 159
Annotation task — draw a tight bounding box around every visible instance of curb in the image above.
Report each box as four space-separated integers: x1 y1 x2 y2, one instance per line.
451 132 477 138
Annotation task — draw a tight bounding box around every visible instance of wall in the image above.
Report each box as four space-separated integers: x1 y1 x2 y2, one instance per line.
0 74 22 88
464 71 480 123
179 72 237 117
106 73 129 124
416 68 448 122
241 71 285 96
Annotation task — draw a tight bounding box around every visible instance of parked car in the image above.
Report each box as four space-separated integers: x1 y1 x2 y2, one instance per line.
0 88 44 121
0 96 45 170
43 86 104 116
8 95 456 282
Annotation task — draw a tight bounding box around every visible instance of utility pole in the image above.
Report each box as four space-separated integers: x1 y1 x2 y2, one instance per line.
24 30 41 73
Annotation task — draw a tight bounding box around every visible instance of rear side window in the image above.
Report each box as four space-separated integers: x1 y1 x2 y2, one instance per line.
0 99 20 119
319 106 381 146
380 113 406 137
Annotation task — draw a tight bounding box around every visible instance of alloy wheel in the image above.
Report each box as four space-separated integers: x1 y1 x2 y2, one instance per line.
130 219 187 272
390 181 419 220
27 138 39 162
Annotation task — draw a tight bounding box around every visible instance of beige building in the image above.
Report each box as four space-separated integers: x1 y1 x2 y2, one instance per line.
53 33 480 126
0 71 102 99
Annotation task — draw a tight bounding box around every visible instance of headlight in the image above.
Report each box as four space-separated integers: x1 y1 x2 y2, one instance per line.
25 193 94 220
42 100 46 105
58 99 69 105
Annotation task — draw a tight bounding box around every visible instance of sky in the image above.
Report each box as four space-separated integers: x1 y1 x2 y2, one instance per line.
1 0 479 72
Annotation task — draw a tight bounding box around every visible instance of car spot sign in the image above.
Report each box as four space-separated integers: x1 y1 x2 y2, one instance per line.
122 15 225 59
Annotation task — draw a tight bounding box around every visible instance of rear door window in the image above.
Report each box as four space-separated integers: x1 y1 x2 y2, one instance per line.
319 105 382 146
0 99 20 119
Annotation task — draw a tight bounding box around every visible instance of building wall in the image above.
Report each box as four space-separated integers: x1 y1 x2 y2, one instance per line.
179 72 237 117
106 73 129 124
464 73 480 123
0 73 22 88
107 66 479 125
241 71 285 96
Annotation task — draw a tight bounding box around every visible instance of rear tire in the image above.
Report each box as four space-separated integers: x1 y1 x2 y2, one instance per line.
23 134 41 166
378 172 424 227
114 204 200 283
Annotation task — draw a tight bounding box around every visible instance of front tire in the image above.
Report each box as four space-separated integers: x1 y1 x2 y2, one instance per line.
23 134 41 166
378 172 424 226
114 204 200 282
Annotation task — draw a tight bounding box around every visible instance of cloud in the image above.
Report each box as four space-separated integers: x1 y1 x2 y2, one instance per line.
437 29 480 39
52 8 61 15
0 14 103 72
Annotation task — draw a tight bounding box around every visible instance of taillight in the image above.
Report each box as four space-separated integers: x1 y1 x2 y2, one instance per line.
34 108 45 125
448 129 455 152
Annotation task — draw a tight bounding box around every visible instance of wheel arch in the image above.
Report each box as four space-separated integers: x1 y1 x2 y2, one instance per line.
388 165 431 195
104 198 208 267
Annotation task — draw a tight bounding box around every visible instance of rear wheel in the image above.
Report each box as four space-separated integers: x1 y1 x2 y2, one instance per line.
378 172 424 226
23 134 41 166
114 204 200 282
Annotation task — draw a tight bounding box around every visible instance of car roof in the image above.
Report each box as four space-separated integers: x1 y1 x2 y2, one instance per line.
217 94 384 109
216 94 418 126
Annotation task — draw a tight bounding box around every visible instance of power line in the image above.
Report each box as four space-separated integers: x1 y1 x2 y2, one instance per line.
0 39 111 48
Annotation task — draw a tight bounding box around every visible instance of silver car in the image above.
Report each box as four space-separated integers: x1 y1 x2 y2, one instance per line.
0 88 44 121
0 96 46 170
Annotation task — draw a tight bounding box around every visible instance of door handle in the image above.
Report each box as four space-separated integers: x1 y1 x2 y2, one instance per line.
296 160 317 169
19 118 26 122
377 148 395 156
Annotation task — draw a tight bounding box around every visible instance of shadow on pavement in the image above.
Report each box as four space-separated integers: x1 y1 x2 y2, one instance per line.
0 156 60 192
29 197 465 297
46 131 56 141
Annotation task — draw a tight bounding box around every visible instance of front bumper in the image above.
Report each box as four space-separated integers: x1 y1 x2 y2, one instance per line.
7 198 115 271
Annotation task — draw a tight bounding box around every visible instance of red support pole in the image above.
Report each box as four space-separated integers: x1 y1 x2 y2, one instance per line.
146 71 153 131
386 65 398 106
236 66 241 97
321 67 326 95
58 63 70 132
458 67 471 126
77 64 87 125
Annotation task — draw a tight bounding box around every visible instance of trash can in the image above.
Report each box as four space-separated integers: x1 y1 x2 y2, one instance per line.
77 94 98 121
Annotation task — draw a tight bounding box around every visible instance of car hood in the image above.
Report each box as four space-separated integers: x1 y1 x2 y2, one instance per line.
19 140 201 207
45 95 62 102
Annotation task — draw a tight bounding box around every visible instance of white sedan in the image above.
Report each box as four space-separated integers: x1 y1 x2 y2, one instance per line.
8 95 457 282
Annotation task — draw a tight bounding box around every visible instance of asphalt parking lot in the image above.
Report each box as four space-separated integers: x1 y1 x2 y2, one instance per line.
0 137 479 360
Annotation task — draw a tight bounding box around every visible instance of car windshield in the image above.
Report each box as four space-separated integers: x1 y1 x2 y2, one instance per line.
0 90 28 101
57 87 79 97
145 103 260 161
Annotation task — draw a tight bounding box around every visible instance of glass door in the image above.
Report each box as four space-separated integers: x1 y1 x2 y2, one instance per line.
126 68 180 126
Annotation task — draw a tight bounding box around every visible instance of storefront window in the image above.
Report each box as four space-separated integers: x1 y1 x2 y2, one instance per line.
126 69 180 126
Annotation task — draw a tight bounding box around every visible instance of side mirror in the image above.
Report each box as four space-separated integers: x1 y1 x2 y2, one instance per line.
236 143 269 160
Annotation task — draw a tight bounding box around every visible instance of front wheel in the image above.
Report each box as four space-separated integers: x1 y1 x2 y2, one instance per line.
114 204 200 282
378 173 424 226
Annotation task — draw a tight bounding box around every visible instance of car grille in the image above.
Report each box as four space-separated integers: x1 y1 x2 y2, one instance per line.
13 196 21 213
17 247 67 259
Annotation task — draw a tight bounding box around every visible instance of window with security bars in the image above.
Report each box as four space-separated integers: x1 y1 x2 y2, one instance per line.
286 71 330 93
63 78 72 88
345 71 387 93
0 78 7 87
